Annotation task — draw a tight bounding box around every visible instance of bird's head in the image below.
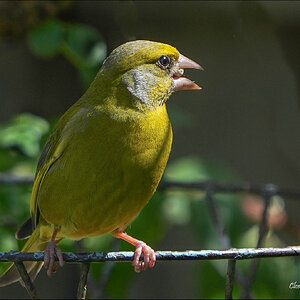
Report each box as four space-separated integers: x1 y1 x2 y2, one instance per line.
95 40 203 111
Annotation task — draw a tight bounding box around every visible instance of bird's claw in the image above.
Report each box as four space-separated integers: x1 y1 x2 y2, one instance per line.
132 241 156 273
44 240 64 277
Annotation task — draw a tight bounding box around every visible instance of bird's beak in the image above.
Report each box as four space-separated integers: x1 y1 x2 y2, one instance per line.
172 54 203 92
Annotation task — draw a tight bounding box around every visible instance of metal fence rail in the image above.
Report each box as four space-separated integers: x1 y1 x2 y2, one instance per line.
0 174 300 299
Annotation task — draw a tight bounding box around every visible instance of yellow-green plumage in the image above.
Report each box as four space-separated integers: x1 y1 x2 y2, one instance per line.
0 40 202 286
38 102 172 239
35 41 176 239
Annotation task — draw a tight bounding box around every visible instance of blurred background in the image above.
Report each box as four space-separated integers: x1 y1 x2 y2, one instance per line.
0 1 300 298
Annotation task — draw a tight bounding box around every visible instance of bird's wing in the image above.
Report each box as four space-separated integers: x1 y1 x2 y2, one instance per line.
30 105 81 228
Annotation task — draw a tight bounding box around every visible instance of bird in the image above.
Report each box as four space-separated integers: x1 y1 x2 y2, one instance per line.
0 39 202 287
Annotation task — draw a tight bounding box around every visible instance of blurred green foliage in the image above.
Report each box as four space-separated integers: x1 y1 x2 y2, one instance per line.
28 19 107 88
0 14 298 300
0 114 52 275
0 114 49 158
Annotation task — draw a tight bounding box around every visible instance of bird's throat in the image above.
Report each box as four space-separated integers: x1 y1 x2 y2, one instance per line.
122 65 172 112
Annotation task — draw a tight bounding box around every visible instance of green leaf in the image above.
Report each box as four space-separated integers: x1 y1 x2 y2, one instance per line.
60 23 107 88
62 23 107 70
28 20 64 58
0 113 50 158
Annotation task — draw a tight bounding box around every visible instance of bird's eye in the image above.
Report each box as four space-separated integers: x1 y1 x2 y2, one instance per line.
158 55 171 68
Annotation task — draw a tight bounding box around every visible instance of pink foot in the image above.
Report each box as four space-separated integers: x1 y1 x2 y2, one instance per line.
44 240 64 276
132 241 156 273
114 231 156 273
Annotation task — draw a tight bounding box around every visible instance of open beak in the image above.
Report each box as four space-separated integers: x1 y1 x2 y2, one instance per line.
172 54 203 92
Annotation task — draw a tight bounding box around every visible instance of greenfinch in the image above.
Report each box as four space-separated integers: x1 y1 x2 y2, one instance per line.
0 40 202 286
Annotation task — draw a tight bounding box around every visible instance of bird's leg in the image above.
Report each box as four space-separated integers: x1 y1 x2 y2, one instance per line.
44 226 64 276
114 232 156 273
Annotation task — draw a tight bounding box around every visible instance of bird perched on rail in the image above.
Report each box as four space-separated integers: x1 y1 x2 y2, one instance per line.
0 40 202 286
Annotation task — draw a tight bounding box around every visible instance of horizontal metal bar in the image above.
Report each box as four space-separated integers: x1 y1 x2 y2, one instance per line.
160 181 300 199
1 246 299 263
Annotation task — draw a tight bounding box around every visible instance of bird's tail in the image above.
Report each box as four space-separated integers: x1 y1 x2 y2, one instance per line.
0 226 48 287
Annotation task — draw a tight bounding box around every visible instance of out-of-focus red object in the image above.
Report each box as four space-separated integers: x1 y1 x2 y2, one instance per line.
242 196 288 229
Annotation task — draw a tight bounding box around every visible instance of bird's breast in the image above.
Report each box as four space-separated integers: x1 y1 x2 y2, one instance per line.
38 104 173 238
